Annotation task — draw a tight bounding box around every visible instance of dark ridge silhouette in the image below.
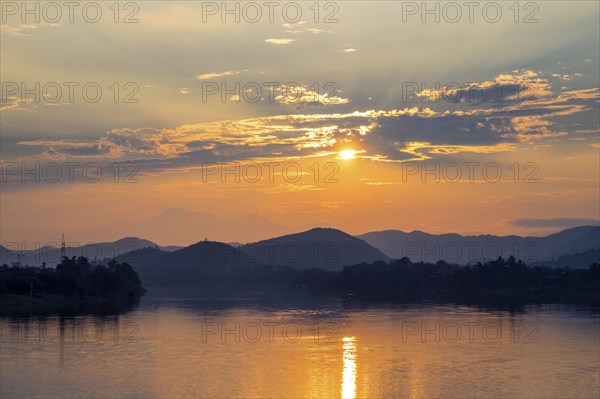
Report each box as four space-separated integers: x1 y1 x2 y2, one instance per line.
4 226 598 269
241 227 390 271
115 228 391 283
116 241 264 284
0 237 181 267
358 226 600 266
530 249 600 268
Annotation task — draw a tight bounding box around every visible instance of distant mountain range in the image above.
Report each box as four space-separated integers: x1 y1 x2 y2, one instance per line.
2 227 598 276
109 228 388 283
0 237 181 267
358 226 600 266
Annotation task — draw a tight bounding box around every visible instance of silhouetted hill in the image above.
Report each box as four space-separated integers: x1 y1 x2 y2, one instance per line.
118 228 390 278
358 226 600 266
116 241 259 283
531 249 600 269
242 228 390 271
540 226 600 258
6 226 597 272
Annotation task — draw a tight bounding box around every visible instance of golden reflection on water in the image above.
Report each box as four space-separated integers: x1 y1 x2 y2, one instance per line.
341 336 357 399
1 305 599 398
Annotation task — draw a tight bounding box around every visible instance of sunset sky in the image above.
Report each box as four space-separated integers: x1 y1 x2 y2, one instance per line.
1 1 599 246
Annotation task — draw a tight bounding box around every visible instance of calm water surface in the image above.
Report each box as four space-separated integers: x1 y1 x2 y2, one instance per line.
1 286 599 398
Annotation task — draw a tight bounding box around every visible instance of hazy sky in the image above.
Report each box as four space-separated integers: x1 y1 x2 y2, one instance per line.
1 1 599 245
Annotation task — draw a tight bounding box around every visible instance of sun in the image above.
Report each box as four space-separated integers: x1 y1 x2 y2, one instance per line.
339 149 357 159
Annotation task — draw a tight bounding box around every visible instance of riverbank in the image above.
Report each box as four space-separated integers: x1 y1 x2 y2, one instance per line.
0 293 141 317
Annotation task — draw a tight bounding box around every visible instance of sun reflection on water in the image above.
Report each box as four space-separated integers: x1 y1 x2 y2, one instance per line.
341 336 357 399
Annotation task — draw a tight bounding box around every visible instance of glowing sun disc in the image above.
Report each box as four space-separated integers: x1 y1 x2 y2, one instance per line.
340 149 356 159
